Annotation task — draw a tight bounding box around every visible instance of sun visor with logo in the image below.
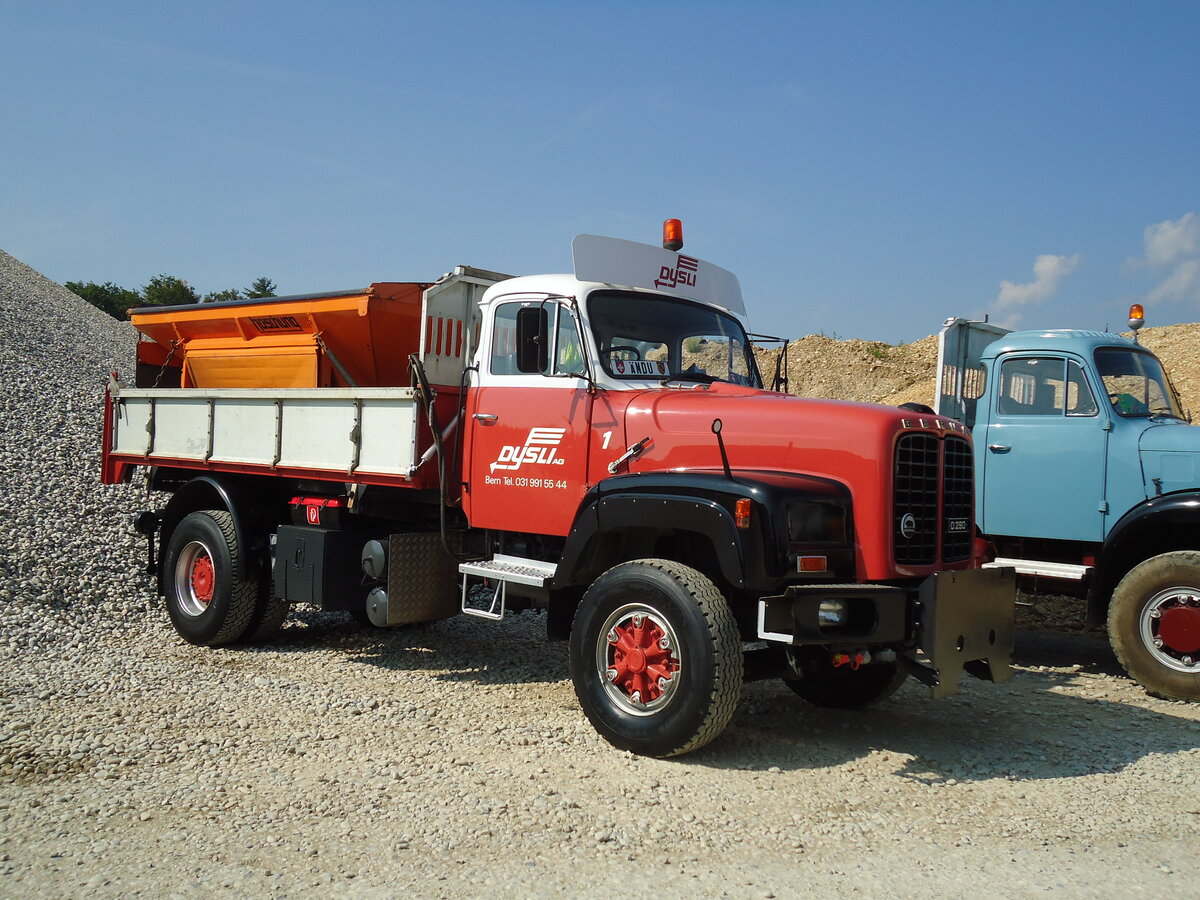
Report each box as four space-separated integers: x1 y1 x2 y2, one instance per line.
571 234 745 319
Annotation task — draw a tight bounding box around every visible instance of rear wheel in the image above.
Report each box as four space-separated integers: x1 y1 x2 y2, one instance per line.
164 510 258 646
569 560 742 757
1109 552 1200 700
783 649 909 708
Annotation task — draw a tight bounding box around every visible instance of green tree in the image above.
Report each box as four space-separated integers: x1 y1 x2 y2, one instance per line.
65 280 143 319
142 274 200 307
203 288 244 303
245 277 277 299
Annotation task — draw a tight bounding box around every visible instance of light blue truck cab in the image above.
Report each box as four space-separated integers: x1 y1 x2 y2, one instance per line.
937 316 1200 700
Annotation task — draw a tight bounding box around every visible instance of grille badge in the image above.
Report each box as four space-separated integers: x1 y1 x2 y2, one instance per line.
900 513 918 539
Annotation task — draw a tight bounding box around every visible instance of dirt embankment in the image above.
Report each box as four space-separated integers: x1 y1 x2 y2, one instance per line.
755 323 1200 412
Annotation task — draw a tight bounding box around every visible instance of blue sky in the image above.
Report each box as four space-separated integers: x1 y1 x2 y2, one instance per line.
3 1 1198 343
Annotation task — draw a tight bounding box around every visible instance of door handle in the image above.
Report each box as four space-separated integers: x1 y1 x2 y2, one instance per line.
472 413 498 423
988 444 1011 452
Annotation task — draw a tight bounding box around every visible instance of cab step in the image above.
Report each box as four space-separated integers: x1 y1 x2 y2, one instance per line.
458 555 558 620
984 557 1091 581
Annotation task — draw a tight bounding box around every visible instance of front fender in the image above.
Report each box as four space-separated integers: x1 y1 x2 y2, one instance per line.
553 488 747 590
551 470 852 592
1092 491 1200 621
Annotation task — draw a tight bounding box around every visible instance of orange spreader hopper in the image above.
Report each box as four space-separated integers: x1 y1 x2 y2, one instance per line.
129 282 429 389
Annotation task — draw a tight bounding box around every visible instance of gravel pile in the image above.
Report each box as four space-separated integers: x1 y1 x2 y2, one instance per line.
0 250 155 645
2 249 1198 897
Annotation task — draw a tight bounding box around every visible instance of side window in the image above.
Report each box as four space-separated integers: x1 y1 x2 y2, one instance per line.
997 358 1064 416
491 300 586 377
554 308 584 376
490 303 521 376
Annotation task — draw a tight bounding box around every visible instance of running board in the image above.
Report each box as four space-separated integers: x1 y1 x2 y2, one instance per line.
984 557 1092 581
458 555 558 620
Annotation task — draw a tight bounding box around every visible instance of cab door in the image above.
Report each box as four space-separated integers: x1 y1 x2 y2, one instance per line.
465 299 593 536
980 355 1109 541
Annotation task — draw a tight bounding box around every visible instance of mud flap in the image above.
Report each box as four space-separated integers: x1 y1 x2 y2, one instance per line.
380 532 461 625
912 566 1015 698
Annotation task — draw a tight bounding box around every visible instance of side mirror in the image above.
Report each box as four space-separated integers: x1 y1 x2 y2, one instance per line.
515 306 548 374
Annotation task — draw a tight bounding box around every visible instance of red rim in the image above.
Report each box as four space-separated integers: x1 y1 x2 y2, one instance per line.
1158 602 1200 655
608 615 680 704
190 554 215 605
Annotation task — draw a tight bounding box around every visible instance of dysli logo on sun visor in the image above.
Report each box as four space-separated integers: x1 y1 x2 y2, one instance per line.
490 428 568 474
654 254 699 291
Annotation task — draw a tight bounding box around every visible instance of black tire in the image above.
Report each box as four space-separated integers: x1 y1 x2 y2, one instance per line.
1108 552 1200 701
568 559 742 758
163 510 258 646
783 650 909 708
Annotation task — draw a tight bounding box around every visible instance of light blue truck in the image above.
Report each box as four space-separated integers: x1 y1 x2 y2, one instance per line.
935 310 1199 700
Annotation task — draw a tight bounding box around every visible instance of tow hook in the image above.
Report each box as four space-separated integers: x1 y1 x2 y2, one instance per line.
832 651 869 670
831 649 897 670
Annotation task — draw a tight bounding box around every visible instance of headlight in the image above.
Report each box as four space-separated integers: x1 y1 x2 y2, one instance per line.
786 501 847 543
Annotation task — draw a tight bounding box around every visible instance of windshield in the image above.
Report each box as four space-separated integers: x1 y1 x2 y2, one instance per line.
586 290 761 387
1094 348 1184 419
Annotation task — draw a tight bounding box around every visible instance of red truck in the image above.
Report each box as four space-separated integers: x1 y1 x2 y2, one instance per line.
103 223 1014 756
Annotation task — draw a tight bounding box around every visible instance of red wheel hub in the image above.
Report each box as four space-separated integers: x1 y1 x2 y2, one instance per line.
609 616 679 703
1158 603 1200 654
190 555 215 605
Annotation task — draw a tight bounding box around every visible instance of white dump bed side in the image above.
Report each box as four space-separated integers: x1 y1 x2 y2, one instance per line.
935 317 1011 428
110 387 420 478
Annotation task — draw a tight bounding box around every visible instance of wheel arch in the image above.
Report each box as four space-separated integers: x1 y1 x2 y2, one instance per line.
1091 491 1200 623
547 484 745 641
547 521 731 640
155 473 276 589
554 486 748 586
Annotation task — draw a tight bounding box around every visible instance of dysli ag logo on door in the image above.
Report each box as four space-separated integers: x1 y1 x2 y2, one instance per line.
490 427 568 474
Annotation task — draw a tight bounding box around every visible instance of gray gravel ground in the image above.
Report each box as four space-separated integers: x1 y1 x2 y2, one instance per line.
2 249 1198 898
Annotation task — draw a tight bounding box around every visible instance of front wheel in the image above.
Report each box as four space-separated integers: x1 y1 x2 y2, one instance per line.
569 560 742 757
163 510 259 646
1109 552 1200 700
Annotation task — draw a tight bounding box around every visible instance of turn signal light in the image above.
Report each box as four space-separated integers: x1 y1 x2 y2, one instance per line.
663 218 684 252
797 555 828 573
735 498 752 529
1128 303 1145 332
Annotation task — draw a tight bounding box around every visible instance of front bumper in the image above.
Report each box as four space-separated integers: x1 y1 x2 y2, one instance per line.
756 566 1015 698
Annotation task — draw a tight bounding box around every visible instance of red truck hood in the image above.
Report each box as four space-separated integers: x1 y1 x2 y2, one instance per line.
618 383 970 582
621 383 932 476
